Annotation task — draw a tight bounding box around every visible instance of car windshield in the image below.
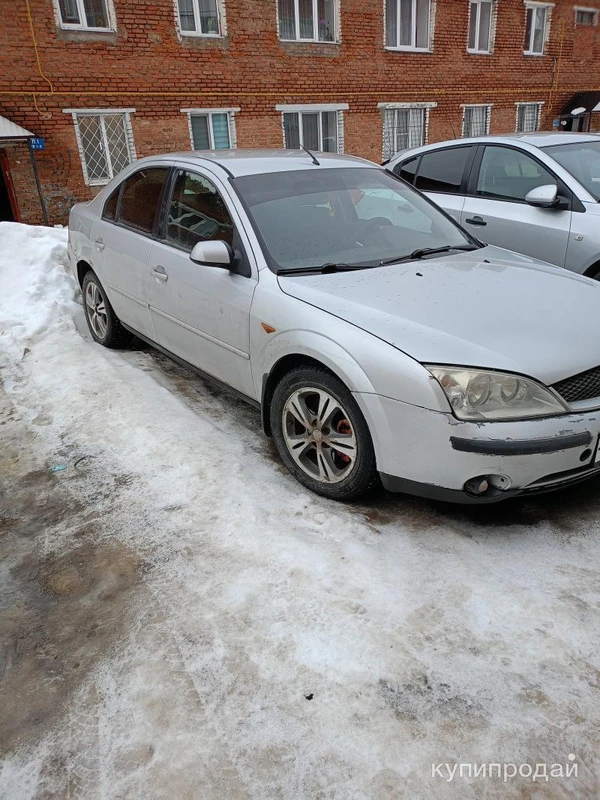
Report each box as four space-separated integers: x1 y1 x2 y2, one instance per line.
234 167 474 272
542 141 600 201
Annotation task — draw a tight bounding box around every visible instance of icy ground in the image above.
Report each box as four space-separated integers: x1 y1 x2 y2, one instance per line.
0 222 599 799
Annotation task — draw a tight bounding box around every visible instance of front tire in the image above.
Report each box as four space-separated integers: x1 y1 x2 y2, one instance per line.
82 271 132 349
270 366 379 500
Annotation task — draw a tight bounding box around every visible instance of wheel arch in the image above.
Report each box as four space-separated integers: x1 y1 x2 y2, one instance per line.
583 259 600 280
259 340 376 436
76 259 93 287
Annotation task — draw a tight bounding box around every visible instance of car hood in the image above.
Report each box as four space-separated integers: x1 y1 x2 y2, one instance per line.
279 246 600 386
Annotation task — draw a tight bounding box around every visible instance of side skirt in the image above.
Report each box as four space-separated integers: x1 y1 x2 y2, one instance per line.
120 322 261 411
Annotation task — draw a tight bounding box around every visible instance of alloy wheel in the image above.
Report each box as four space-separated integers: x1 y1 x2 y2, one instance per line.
85 281 108 340
282 387 357 483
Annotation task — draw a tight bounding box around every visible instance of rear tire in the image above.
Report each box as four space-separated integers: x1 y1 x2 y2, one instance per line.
82 270 132 349
270 366 379 500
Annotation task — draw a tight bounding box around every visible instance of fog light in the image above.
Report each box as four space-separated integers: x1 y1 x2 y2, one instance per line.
464 476 489 495
488 474 512 491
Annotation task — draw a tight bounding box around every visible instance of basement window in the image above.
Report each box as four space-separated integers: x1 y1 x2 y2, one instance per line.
181 109 239 149
380 104 437 160
55 0 113 30
65 110 136 186
276 104 348 153
176 0 223 36
462 105 491 137
516 102 543 132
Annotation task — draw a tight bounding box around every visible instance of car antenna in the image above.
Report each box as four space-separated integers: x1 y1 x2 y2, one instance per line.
301 144 320 166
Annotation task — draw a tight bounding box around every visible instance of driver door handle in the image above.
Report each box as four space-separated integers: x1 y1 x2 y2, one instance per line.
465 215 487 227
93 238 105 251
152 266 168 282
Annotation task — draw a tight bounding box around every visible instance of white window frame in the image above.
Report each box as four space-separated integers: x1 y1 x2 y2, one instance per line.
461 104 492 137
467 0 495 53
385 0 433 52
63 108 136 186
575 6 599 25
174 0 225 38
515 101 544 132
378 102 437 160
277 0 339 42
180 108 239 149
53 0 116 31
523 2 553 56
276 103 348 153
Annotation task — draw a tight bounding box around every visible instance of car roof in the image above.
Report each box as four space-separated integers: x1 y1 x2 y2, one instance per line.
387 132 600 162
135 149 375 177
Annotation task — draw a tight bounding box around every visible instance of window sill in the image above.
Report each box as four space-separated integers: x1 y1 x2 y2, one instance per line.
385 46 432 52
467 48 492 54
59 24 114 32
57 28 117 44
279 38 339 44
523 50 545 55
180 31 223 38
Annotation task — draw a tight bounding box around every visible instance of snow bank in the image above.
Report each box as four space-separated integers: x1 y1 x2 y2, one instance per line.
0 222 77 364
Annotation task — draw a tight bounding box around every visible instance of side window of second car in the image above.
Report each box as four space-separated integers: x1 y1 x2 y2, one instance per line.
165 170 235 252
393 157 419 185
414 147 474 194
476 146 558 202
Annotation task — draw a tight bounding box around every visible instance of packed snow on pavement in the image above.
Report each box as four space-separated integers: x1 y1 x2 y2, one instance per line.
0 221 599 799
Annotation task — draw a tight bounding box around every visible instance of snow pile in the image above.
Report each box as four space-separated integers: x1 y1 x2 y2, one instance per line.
0 222 77 364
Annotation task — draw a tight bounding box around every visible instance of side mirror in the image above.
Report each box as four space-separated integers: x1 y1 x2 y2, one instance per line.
189 240 233 268
525 184 559 208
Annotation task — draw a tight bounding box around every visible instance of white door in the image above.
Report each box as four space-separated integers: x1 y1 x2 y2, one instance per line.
461 145 572 266
90 166 170 339
147 167 256 397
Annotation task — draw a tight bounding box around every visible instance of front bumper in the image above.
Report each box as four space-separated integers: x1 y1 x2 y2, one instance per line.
354 392 600 503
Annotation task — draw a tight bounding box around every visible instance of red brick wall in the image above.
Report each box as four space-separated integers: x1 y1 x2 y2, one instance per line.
1 0 598 223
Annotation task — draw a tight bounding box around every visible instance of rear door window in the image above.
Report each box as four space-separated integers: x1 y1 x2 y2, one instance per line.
415 147 475 194
117 168 169 234
393 157 419 185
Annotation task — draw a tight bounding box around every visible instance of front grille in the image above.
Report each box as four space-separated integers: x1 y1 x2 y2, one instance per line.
553 366 600 404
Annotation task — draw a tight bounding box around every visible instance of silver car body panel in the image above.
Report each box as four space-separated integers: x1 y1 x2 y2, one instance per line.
386 133 600 276
68 150 600 501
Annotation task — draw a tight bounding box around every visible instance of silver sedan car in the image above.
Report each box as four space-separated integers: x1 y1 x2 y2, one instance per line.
68 150 600 503
386 133 600 278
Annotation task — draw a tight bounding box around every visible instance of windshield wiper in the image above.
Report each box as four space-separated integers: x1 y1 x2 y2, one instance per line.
379 243 481 266
277 262 373 276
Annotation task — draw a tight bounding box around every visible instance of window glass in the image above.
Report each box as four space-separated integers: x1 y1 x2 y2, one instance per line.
191 115 210 149
462 105 490 136
58 0 109 27
415 147 473 193
177 0 219 35
576 9 595 25
117 168 168 233
525 6 547 53
394 157 419 185
166 170 235 251
102 185 120 221
282 111 339 152
59 0 81 24
235 167 471 272
542 141 600 201
84 0 109 27
476 147 556 201
386 0 430 48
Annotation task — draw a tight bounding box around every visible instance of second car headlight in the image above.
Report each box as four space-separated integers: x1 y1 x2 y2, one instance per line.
425 366 568 421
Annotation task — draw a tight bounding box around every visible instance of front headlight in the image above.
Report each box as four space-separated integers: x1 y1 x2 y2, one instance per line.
426 366 569 421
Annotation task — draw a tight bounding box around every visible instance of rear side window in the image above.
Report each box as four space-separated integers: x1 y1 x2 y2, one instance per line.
415 147 473 194
117 168 169 234
394 157 419 185
102 186 120 221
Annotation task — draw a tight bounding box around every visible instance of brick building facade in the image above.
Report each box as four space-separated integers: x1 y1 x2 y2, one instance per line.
1 0 599 224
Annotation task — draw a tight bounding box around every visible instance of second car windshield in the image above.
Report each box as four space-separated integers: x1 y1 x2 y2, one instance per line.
234 167 474 272
542 141 600 201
